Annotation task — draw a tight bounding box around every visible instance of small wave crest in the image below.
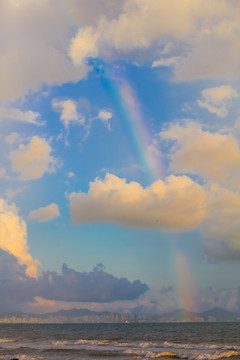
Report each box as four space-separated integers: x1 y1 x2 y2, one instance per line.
0 356 41 360
52 338 112 347
0 339 15 343
51 339 240 360
163 342 240 352
191 351 240 360
156 352 178 358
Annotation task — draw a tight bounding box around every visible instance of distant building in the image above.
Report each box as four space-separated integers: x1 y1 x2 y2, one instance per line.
114 313 122 322
110 312 114 323
134 313 138 322
147 312 152 322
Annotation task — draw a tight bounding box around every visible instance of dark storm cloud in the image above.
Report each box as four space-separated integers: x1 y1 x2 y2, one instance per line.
0 250 36 311
0 250 149 311
39 264 149 302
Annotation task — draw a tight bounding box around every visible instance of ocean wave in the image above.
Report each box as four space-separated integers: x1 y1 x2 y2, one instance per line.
52 338 113 347
123 347 240 360
189 351 240 360
51 340 69 346
0 356 42 360
50 338 240 360
75 339 112 346
0 339 15 343
155 352 178 358
163 342 240 352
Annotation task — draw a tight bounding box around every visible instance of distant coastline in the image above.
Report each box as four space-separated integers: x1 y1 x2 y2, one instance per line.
0 307 239 324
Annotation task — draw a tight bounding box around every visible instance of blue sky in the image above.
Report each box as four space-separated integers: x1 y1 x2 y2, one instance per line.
1 0 240 315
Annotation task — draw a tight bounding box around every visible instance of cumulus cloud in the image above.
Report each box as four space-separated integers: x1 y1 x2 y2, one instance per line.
0 0 93 101
69 0 240 81
0 199 39 277
197 286 240 313
40 264 149 302
201 184 240 261
0 0 125 101
157 121 240 260
69 168 240 261
0 0 238 100
10 136 57 180
29 203 60 222
160 121 240 183
197 85 239 117
0 249 36 312
69 0 213 58
52 99 85 128
2 244 240 312
70 173 207 230
69 27 99 65
0 250 149 311
0 107 43 125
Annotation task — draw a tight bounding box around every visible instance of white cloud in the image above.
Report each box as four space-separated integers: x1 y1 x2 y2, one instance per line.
0 107 43 125
29 203 60 222
69 0 240 81
68 172 75 178
69 27 99 65
0 0 92 101
1 0 238 101
197 85 239 117
10 136 57 180
160 121 240 183
157 120 240 260
152 56 183 68
202 184 240 261
52 99 85 128
97 109 112 122
0 198 39 277
93 109 113 130
70 172 240 261
70 173 207 231
52 99 113 139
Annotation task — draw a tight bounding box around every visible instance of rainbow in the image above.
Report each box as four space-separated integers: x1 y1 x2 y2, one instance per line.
91 59 196 315
91 59 164 183
175 251 196 317
166 235 197 318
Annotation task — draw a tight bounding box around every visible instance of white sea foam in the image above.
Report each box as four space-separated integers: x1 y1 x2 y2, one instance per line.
0 356 42 360
52 340 69 346
51 338 240 359
155 352 178 358
162 342 240 352
189 351 240 360
53 338 113 347
140 342 154 348
0 339 15 343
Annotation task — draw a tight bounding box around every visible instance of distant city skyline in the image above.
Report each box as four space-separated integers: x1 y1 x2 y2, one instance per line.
0 306 239 324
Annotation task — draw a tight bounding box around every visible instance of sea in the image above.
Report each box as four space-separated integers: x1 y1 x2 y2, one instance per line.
0 322 239 360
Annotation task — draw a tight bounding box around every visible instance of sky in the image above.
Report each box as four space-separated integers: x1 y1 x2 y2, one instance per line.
1 0 240 315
